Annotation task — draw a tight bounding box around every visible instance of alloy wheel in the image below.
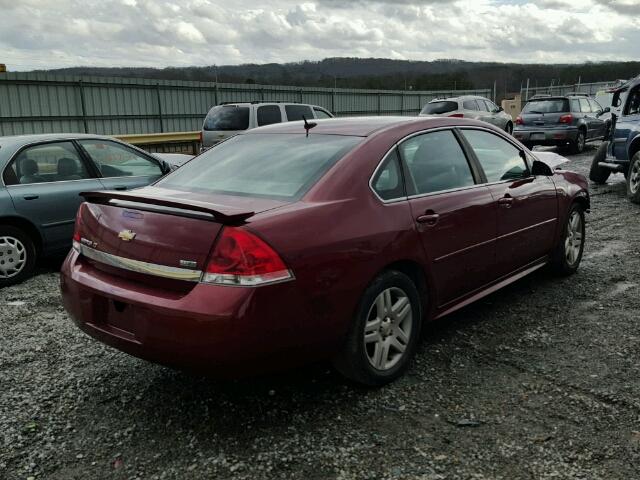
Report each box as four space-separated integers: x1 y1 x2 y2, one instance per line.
363 287 413 371
577 132 585 152
0 236 27 279
564 211 583 267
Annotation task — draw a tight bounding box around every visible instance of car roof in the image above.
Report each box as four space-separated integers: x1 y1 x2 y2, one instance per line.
429 95 487 102
0 133 113 150
242 116 492 137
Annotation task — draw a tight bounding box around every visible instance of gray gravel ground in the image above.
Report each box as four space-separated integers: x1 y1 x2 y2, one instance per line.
1 143 639 480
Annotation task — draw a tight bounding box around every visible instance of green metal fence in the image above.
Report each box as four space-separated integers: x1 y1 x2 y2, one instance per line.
0 72 491 136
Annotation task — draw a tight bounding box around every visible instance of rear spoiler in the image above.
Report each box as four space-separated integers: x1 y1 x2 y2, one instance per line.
80 190 255 224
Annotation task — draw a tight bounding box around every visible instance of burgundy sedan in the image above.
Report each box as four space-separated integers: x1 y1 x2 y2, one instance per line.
60 117 589 385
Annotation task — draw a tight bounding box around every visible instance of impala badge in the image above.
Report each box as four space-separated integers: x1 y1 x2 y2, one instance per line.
118 229 136 242
180 259 198 269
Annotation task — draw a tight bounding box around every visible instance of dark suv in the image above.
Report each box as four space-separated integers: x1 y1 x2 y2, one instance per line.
589 75 640 203
514 94 609 153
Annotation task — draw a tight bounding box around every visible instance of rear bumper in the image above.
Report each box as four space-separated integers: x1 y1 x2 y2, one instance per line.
60 250 331 376
513 126 578 145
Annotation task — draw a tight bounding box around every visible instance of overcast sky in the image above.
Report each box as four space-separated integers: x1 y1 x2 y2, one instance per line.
1 0 638 70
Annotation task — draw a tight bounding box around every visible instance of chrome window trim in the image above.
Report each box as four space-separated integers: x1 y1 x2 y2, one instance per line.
6 177 102 187
368 125 530 205
77 243 203 282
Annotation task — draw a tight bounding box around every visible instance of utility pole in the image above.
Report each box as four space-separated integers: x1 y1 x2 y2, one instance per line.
525 78 530 101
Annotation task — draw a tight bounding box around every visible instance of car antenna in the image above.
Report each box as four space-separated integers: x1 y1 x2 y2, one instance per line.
302 115 317 137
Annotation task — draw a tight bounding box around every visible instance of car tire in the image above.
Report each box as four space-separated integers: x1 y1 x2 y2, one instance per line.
551 203 585 276
332 270 422 386
589 141 611 185
626 152 640 204
0 226 37 287
571 129 586 154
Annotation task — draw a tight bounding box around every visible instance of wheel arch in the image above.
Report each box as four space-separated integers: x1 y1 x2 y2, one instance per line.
380 259 431 320
628 136 640 161
573 190 591 213
0 216 43 253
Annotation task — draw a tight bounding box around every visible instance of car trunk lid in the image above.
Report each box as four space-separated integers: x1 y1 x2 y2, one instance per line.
76 187 287 282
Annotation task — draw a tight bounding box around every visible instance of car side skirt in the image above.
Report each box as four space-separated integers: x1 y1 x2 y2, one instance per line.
434 256 549 320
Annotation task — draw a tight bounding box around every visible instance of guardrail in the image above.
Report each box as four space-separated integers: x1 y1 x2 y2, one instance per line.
115 131 200 155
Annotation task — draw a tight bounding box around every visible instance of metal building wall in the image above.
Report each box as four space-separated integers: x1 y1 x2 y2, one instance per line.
0 72 491 136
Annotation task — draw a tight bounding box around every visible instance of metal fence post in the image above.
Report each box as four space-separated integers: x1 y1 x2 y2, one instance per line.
332 88 336 115
377 92 381 116
78 80 88 133
156 83 164 133
400 92 404 116
299 88 303 103
214 82 219 106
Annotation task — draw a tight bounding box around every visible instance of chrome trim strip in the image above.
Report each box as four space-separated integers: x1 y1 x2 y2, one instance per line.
78 244 203 282
368 124 533 205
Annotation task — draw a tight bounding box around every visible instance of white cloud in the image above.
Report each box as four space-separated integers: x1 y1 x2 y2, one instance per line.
0 0 637 70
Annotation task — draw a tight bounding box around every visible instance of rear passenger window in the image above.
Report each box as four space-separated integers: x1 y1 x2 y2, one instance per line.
399 130 475 195
372 149 404 201
285 105 314 121
257 105 282 126
462 130 528 182
463 100 479 111
579 99 591 113
570 99 580 112
477 100 490 112
4 141 90 186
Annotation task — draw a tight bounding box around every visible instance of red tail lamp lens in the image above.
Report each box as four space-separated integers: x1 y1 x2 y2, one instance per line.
448 113 464 118
203 227 292 286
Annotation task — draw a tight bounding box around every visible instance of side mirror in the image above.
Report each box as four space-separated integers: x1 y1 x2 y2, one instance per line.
531 159 553 176
603 106 611 113
497 106 504 112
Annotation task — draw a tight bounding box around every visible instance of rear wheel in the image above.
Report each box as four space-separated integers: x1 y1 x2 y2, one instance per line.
0 226 36 287
571 129 586 154
332 270 422 386
551 204 585 276
627 152 640 204
589 141 611 184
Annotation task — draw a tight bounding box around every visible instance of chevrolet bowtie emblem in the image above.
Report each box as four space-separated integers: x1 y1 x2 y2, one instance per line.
118 229 136 242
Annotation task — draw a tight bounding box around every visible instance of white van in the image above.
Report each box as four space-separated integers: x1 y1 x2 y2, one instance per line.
201 102 334 149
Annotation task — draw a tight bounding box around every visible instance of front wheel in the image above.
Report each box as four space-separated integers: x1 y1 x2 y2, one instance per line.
332 270 422 386
0 226 37 287
627 152 640 204
589 141 610 184
551 204 585 276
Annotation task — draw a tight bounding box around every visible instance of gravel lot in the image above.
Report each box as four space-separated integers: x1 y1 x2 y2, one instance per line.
2 143 639 480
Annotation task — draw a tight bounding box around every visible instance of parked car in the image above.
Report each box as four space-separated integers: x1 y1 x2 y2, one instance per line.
201 102 334 149
420 96 514 134
0 134 173 286
514 93 609 153
61 116 589 386
589 75 640 203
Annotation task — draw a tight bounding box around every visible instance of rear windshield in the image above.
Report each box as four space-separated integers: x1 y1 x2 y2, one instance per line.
522 99 569 114
203 106 250 131
158 134 362 200
421 101 458 115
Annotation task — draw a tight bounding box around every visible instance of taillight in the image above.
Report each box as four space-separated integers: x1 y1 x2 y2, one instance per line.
72 203 85 250
559 114 573 124
448 113 464 118
515 116 523 125
202 227 292 286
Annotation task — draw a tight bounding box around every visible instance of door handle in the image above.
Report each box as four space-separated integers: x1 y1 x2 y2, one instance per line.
23 194 39 200
416 212 440 225
498 195 514 208
113 185 127 191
